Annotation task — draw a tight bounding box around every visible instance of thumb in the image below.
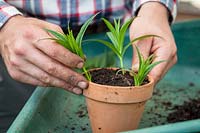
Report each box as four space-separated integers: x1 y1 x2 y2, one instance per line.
131 38 153 71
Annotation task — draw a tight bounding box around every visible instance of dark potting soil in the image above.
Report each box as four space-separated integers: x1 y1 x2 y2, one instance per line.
167 98 200 123
90 68 149 86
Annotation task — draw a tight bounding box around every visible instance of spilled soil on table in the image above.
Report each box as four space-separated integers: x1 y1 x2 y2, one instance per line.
167 98 200 123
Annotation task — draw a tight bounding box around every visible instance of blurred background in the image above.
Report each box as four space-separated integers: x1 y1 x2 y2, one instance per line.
176 0 200 22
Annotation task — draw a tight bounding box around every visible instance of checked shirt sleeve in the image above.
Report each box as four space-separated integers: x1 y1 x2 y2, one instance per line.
0 0 22 28
133 0 177 23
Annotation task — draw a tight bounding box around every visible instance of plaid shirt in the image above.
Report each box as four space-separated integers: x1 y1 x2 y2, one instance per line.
0 0 177 29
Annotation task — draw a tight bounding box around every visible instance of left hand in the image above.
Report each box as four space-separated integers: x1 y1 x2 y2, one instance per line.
130 2 177 84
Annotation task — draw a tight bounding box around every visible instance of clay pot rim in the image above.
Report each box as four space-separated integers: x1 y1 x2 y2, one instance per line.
84 67 155 103
88 67 154 89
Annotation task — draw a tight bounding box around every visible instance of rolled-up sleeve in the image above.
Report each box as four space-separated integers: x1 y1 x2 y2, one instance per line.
0 0 22 28
133 0 177 23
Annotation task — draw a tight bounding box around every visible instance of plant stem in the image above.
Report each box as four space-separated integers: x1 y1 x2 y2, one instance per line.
134 77 140 86
82 67 91 81
119 57 126 75
119 57 124 69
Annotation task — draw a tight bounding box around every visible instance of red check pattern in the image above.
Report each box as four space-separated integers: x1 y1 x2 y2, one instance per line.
0 0 177 28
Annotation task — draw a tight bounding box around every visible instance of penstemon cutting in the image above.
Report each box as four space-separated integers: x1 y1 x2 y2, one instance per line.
45 14 99 81
131 46 164 86
86 17 164 86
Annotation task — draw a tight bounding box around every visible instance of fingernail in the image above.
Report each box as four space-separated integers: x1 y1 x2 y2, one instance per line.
77 62 84 69
72 87 82 95
78 81 88 89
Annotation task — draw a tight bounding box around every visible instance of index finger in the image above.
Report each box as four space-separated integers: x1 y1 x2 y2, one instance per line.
35 38 84 69
148 46 172 83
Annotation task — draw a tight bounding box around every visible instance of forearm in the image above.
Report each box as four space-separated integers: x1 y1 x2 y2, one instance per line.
137 2 169 26
130 1 177 83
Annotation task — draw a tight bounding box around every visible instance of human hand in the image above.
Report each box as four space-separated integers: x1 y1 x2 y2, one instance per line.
0 15 88 94
130 2 177 84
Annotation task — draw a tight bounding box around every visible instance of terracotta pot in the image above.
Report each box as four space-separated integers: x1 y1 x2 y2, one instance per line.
83 68 155 133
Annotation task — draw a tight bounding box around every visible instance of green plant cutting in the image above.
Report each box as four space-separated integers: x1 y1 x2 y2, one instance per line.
132 46 164 86
86 17 164 86
45 14 99 81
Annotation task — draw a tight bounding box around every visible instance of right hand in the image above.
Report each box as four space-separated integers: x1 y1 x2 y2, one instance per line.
130 2 177 84
0 15 88 94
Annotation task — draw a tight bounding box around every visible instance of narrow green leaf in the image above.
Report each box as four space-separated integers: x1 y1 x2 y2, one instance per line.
137 60 164 86
113 19 120 34
117 19 121 32
102 18 118 39
55 40 68 48
41 38 66 47
70 32 79 51
45 29 74 50
76 12 99 47
143 60 165 77
135 46 143 72
119 18 134 49
106 32 119 50
143 54 154 66
45 29 67 42
66 31 75 51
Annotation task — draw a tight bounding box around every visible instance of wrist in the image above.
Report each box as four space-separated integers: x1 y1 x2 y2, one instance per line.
137 2 169 24
1 15 23 32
